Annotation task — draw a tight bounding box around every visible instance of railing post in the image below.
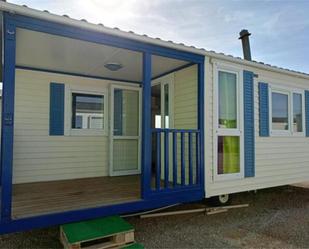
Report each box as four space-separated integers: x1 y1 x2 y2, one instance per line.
164 131 169 188
141 52 152 198
172 131 177 187
181 132 185 186
156 132 161 190
188 132 193 185
196 132 200 184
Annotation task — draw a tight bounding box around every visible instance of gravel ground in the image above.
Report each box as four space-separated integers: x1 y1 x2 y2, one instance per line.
0 185 309 248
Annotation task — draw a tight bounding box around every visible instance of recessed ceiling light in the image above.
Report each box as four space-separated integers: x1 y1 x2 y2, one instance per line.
104 62 123 71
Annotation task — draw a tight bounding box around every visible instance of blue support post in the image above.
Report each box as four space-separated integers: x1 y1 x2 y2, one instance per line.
1 15 16 223
197 62 205 191
164 131 169 188
141 52 152 198
172 132 177 187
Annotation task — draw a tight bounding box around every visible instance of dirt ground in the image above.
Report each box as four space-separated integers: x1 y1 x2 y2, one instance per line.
0 184 309 248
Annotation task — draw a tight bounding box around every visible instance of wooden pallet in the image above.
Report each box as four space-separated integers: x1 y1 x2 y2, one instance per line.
60 216 136 249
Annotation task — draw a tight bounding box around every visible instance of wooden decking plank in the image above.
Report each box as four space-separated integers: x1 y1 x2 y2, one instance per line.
12 176 141 218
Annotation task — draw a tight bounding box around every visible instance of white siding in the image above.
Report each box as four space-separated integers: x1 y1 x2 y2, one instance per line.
13 69 132 184
174 65 197 130
205 58 309 197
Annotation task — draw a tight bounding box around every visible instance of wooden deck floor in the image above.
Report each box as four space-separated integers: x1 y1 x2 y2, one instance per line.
12 175 141 219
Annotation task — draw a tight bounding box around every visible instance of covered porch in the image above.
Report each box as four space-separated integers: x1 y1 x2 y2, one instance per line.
0 10 205 234
12 176 140 219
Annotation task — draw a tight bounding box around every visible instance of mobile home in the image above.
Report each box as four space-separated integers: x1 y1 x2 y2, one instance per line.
0 2 309 234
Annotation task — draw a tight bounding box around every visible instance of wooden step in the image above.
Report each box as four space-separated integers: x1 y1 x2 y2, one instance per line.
60 216 135 249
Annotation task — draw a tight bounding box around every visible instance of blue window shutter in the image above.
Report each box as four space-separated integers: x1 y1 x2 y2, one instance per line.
258 82 270 137
243 71 255 177
49 83 65 135
305 91 309 137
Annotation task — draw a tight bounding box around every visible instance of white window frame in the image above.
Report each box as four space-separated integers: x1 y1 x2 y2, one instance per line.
109 84 142 176
292 90 305 136
269 87 291 136
213 62 244 181
65 85 108 136
269 84 305 137
151 74 175 129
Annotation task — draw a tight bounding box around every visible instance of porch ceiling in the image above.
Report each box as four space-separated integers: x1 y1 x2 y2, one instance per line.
15 28 189 82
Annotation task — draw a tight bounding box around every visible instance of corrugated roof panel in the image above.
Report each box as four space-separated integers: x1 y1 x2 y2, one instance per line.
1 1 309 77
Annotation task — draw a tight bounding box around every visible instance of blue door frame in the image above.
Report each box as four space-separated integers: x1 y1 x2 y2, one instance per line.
0 12 205 234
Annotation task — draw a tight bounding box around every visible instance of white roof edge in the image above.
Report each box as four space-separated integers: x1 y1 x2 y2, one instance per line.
2 1 309 80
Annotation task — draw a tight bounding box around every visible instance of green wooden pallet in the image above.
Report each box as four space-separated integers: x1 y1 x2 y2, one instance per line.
60 216 135 249
121 243 144 249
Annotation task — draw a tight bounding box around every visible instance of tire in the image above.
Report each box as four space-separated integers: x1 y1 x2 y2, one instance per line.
208 194 231 206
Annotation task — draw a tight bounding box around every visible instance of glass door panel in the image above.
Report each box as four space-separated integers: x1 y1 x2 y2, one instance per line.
110 86 141 176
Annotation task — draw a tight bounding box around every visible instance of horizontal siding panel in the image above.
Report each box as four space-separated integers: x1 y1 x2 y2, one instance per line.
14 157 106 165
13 141 106 148
14 166 105 175
13 171 107 184
14 151 107 159
255 152 309 160
14 145 107 153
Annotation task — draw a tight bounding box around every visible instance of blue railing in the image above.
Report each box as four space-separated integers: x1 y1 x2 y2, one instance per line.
152 128 201 192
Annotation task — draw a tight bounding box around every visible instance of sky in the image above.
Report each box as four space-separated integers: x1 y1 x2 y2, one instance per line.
9 0 309 73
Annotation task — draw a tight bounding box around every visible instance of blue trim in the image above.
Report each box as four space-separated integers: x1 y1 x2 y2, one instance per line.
197 62 205 188
0 12 207 232
8 14 204 64
49 83 65 136
258 82 270 137
16 65 141 84
0 14 16 222
141 52 152 198
243 71 255 177
151 62 195 80
305 91 309 137
0 189 204 234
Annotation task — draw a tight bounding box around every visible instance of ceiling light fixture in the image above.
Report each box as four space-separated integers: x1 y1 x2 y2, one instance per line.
104 62 123 71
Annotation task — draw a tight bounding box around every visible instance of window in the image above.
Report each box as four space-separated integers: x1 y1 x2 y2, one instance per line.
217 136 240 174
218 71 237 129
72 93 104 130
271 91 289 131
215 67 243 180
269 86 304 136
293 93 303 133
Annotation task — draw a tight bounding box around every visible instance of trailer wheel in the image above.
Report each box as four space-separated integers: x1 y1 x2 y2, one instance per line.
208 194 231 206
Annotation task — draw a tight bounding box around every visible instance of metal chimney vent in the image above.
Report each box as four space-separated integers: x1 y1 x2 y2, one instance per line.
239 29 252 61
